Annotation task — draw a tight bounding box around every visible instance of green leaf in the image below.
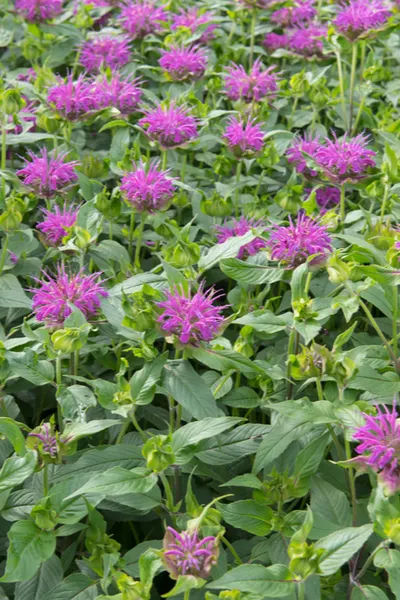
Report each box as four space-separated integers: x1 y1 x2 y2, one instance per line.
0 451 36 493
0 275 32 309
208 564 295 597
163 575 205 597
172 417 243 458
162 360 220 419
65 467 157 500
140 550 163 596
220 258 283 285
109 273 167 296
218 500 273 535
310 477 351 538
233 310 289 334
199 233 256 271
254 417 311 473
221 474 264 490
191 347 263 377
57 385 96 422
41 574 98 600
8 350 54 386
62 419 121 441
1 521 56 582
291 263 309 303
352 586 389 600
374 549 400 600
196 424 270 466
315 524 373 575
0 418 27 456
294 434 329 478
333 322 358 353
124 540 163 578
15 555 63 600
130 353 167 406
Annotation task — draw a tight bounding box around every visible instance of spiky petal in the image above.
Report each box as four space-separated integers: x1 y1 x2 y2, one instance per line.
159 45 208 82
224 59 279 103
286 134 320 178
271 0 317 27
119 1 168 39
47 74 101 121
120 162 176 212
31 265 108 327
215 217 267 259
139 104 198 149
315 133 376 183
15 0 63 21
163 527 219 579
171 8 216 43
334 0 391 41
37 205 78 245
268 212 332 267
223 117 264 157
305 187 341 213
95 75 143 115
80 36 131 72
157 285 226 345
263 32 290 52
17 149 78 198
288 24 327 57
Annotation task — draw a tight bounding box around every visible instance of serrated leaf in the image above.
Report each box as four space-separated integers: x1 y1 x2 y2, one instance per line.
0 451 36 494
316 524 373 575
208 564 295 597
15 555 63 600
218 500 273 535
65 467 157 500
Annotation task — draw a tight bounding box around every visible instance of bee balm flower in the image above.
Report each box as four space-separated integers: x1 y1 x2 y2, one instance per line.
120 162 176 212
80 36 131 73
215 217 267 258
334 0 391 41
224 59 278 103
37 205 78 245
119 1 168 39
163 527 219 579
159 45 208 81
139 104 198 149
315 133 376 184
47 75 101 121
223 117 264 157
286 134 320 178
15 0 63 21
17 149 78 198
171 8 216 43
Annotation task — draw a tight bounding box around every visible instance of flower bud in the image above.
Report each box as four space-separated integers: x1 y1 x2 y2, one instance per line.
201 195 232 217
327 253 352 284
51 328 84 353
74 227 92 250
116 574 144 600
36 113 60 134
1 90 25 115
0 209 22 232
383 518 400 544
142 434 175 472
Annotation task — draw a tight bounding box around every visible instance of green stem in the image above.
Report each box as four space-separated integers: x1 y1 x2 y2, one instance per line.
352 94 365 135
161 149 168 171
249 9 256 67
288 96 299 130
316 377 323 401
297 582 305 600
109 220 113 241
328 424 345 461
304 272 312 296
336 51 348 130
43 463 49 497
235 161 242 217
222 536 242 565
1 114 7 200
55 356 63 431
129 212 135 260
160 472 175 513
56 356 62 386
116 419 130 444
0 234 9 276
134 213 147 271
184 590 190 600
357 294 397 366
349 43 358 133
345 438 357 526
286 328 296 400
130 411 147 443
355 541 386 582
393 286 398 361
340 185 346 224
379 183 390 222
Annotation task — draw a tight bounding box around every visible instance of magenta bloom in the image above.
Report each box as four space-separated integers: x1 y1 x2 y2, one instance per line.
157 285 226 345
17 149 78 198
172 8 216 43
263 32 290 52
120 162 175 212
159 45 207 82
286 134 320 178
224 59 279 103
37 205 78 245
119 1 168 39
334 0 391 41
47 75 101 121
15 0 63 21
32 266 108 327
215 217 267 259
268 213 332 267
305 187 341 213
80 36 131 72
139 104 198 149
223 117 264 157
288 24 327 56
28 423 59 457
353 403 400 494
271 1 316 26
95 75 142 115
315 133 376 183
163 527 218 579
8 100 37 135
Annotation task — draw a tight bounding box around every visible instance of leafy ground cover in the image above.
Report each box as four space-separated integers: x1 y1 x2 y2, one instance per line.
0 0 400 598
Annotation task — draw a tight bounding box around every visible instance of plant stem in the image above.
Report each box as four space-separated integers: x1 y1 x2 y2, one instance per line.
355 292 398 366
335 50 348 130
304 272 312 296
297 582 305 600
160 472 175 513
349 43 358 133
161 149 168 171
43 463 49 497
379 182 390 222
130 411 147 443
129 212 135 260
316 377 324 401
286 328 296 400
168 396 175 434
222 536 242 565
393 286 399 361
345 437 357 526
55 356 63 431
184 590 190 600
235 161 242 217
116 419 130 444
249 9 256 67
134 213 146 271
1 114 7 200
0 234 9 276
355 541 386 582
340 185 346 223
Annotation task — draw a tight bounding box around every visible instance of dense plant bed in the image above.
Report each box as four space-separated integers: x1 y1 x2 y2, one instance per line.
0 0 399 598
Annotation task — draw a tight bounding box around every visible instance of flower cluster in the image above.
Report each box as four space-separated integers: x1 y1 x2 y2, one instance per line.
96 75 143 115
28 423 60 457
120 162 176 212
223 117 264 157
80 36 131 72
47 75 101 120
159 45 208 81
15 0 63 21
271 0 316 27
224 59 279 103
119 1 168 39
171 8 216 43
215 217 267 259
353 402 400 494
305 187 341 213
263 23 326 57
163 527 219 579
286 134 320 178
157 285 226 345
139 104 198 149
37 205 78 245
334 0 391 41
315 133 376 183
32 266 108 327
268 213 332 267
17 149 78 198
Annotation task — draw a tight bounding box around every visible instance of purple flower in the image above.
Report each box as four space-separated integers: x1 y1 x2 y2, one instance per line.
334 0 391 41
172 8 216 43
80 36 131 72
119 1 168 39
15 0 63 21
215 217 267 259
139 104 198 149
159 45 208 82
263 32 290 52
157 284 226 345
353 402 400 494
224 59 279 103
163 527 219 579
305 187 341 213
223 117 264 157
37 205 78 245
120 161 176 212
286 134 320 178
268 212 332 267
8 100 37 134
95 75 143 115
31 265 108 327
271 1 316 26
47 75 101 121
315 133 376 183
17 149 78 198
288 24 327 56
28 423 59 457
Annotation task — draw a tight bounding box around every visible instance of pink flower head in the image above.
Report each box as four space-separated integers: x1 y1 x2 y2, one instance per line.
305 186 341 213
171 8 216 43
159 45 208 82
215 217 267 259
223 117 264 157
315 133 376 183
17 149 78 198
15 0 63 21
119 1 168 39
224 59 279 103
334 0 391 41
271 0 317 26
80 36 131 72
37 205 78 245
268 212 332 267
157 284 226 345
95 75 143 115
8 100 37 135
28 423 62 457
16 68 37 83
353 402 400 494
263 32 290 52
120 161 176 212
163 527 219 579
139 104 198 149
31 265 108 327
47 75 101 121
286 134 320 178
288 24 327 56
